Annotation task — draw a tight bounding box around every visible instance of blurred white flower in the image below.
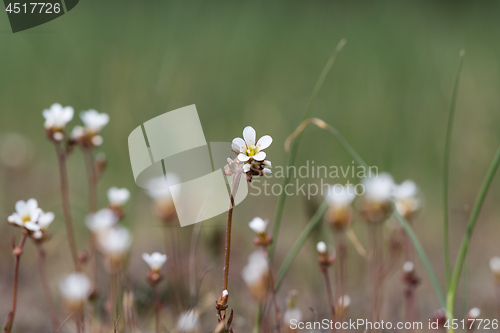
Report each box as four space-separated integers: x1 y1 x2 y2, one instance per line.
394 180 420 218
363 172 395 203
59 273 91 307
80 109 109 133
326 184 356 208
249 217 268 235
142 252 167 272
233 126 272 162
107 187 130 206
97 226 132 259
242 251 269 300
338 295 351 307
146 174 180 200
468 307 480 318
490 256 500 277
177 309 200 332
316 241 327 254
86 208 118 234
43 103 74 131
283 308 302 328
403 261 414 273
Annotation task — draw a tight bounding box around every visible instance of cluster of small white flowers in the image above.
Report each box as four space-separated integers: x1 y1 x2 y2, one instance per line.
7 199 54 240
231 126 272 181
71 109 110 147
142 252 167 273
42 103 109 147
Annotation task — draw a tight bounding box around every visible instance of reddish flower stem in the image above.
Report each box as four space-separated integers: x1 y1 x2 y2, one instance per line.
3 233 27 333
54 143 79 270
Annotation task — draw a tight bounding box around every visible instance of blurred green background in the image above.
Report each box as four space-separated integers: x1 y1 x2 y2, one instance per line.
0 0 499 331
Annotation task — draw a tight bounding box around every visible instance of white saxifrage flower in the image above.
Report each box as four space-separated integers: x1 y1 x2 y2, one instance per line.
43 103 74 141
361 172 396 223
32 210 55 240
80 109 109 133
176 309 200 333
325 184 356 230
249 217 268 235
107 187 130 207
393 180 420 219
232 126 272 181
142 252 167 273
97 226 132 261
59 273 91 309
242 251 269 301
86 208 118 234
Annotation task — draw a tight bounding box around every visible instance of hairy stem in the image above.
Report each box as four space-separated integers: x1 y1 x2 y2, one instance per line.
3 233 27 333
321 266 336 324
442 50 465 288
268 39 346 262
223 170 242 291
446 145 500 332
36 243 60 332
54 143 79 270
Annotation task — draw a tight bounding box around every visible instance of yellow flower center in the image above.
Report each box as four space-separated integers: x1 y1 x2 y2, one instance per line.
21 215 31 223
245 145 258 157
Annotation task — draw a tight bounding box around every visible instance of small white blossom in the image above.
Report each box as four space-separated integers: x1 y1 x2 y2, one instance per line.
59 273 91 304
177 309 200 332
107 187 130 206
242 251 269 287
97 226 132 258
490 256 500 274
80 109 109 132
362 173 395 203
43 103 74 130
468 307 480 318
32 210 55 239
8 199 42 228
249 217 268 235
338 295 351 307
317 241 327 254
394 180 420 217
326 184 356 208
403 261 414 273
70 125 85 139
86 208 118 234
232 126 272 162
142 252 167 272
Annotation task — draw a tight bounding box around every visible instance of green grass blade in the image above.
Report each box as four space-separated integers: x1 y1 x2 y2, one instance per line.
274 201 328 292
442 50 465 287
446 145 500 324
268 39 346 262
392 205 446 308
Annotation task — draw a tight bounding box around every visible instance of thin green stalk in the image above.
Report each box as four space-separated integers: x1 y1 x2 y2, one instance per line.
442 50 465 287
446 145 500 331
274 201 328 292
268 39 346 262
392 205 446 308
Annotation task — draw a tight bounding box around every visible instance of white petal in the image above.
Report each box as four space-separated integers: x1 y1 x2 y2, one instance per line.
39 212 55 226
237 154 250 162
232 138 246 152
15 200 27 214
256 135 272 151
243 164 251 172
263 168 272 174
26 199 38 212
25 221 40 231
253 151 266 161
243 126 256 146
